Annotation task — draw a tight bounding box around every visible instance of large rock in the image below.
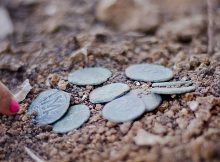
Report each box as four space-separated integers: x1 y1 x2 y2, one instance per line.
157 15 205 42
96 0 160 32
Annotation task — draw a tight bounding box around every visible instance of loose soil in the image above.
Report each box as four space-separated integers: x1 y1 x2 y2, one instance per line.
0 0 220 162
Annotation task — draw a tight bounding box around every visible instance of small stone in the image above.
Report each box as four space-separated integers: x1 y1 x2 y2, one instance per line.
157 15 204 42
50 73 61 86
57 80 68 90
180 108 188 116
134 129 165 146
102 93 145 123
21 115 29 122
68 67 112 85
152 122 167 134
89 83 130 103
129 89 162 112
53 104 90 133
119 122 132 134
86 85 93 90
125 63 173 82
13 79 32 102
106 121 117 128
96 0 160 33
187 101 199 111
46 73 61 87
95 104 102 110
28 89 70 124
150 86 196 95
78 91 84 97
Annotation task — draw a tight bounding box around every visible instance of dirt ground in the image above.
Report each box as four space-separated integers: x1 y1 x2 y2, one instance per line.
0 0 220 161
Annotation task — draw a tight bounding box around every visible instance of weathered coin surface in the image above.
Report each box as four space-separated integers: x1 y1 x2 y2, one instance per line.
53 104 90 133
28 89 70 124
68 67 112 85
102 94 145 123
152 80 192 87
150 86 196 94
129 89 162 112
125 63 173 82
89 83 130 103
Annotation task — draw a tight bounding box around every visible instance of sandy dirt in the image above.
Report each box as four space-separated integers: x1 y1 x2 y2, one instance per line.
0 0 220 161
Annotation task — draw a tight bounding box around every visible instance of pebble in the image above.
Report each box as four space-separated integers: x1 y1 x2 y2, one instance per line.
129 89 162 112
150 86 196 94
133 129 165 146
102 93 145 123
125 63 173 82
119 122 132 134
53 104 90 133
187 101 199 111
14 79 32 102
57 80 68 90
68 67 112 85
89 83 130 103
28 89 70 124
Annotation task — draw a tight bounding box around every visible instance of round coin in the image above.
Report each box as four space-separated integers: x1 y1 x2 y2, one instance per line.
28 89 71 124
68 67 112 86
102 94 145 123
125 63 173 82
129 89 162 112
89 83 130 104
53 104 90 133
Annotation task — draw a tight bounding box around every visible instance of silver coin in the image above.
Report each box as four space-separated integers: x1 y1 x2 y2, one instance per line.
129 89 162 112
89 83 130 104
28 89 71 124
53 104 90 133
150 86 196 94
125 63 173 82
152 80 193 87
102 94 145 123
68 67 112 86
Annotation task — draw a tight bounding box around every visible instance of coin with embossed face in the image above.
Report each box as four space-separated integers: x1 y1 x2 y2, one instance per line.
28 89 71 124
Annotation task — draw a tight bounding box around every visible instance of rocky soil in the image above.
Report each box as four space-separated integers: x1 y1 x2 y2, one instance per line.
0 0 220 161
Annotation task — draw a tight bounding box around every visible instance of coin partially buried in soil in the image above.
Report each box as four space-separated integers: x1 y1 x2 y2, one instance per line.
102 94 145 123
28 89 71 124
68 67 112 86
89 83 130 104
125 63 173 82
150 86 196 94
53 104 90 133
129 89 162 112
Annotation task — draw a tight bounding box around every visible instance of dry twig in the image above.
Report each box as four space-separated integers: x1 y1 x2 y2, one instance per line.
24 147 45 162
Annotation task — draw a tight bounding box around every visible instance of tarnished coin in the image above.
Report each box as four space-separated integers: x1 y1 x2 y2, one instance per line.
28 89 70 124
125 63 173 82
152 80 193 87
68 67 112 86
150 86 196 94
129 89 162 112
53 104 90 133
89 83 130 103
102 94 145 123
